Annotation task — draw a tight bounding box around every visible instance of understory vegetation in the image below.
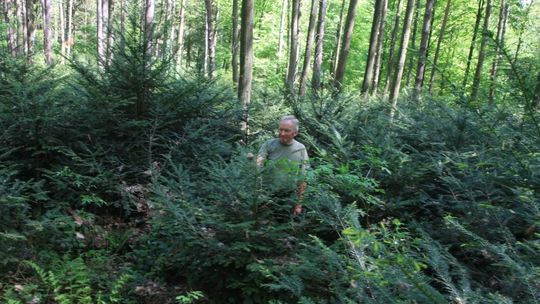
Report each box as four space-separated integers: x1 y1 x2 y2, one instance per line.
1 40 539 303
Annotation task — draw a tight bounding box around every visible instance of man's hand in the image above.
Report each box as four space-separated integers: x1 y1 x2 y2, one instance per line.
293 204 303 215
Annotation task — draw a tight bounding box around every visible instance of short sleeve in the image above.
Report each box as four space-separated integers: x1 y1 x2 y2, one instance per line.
257 141 269 159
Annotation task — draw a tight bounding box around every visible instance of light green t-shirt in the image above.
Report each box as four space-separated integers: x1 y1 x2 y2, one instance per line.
258 138 310 174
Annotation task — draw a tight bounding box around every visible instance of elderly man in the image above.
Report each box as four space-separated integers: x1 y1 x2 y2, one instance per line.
256 115 309 215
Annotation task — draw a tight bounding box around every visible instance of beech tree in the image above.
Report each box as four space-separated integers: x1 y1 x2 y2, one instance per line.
413 0 435 100
390 0 416 110
277 0 287 65
286 0 301 94
238 0 253 114
332 0 347 76
428 0 451 94
333 0 360 89
232 0 239 83
470 0 492 101
383 0 404 96
204 0 216 79
361 0 385 95
463 0 484 87
2 0 16 56
299 0 319 96
488 0 508 105
371 0 388 95
312 0 327 90
41 0 52 64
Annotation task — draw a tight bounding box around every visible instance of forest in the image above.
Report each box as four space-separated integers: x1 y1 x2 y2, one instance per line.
0 0 539 303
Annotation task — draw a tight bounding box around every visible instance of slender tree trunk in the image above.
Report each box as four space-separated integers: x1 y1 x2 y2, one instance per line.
119 0 125 51
533 71 540 109
470 0 491 101
372 0 388 95
333 0 360 89
3 0 17 56
238 0 254 138
232 0 240 84
101 0 109 63
312 0 327 90
65 0 73 58
59 1 65 62
286 0 301 94
412 0 435 100
277 0 287 64
383 0 403 96
26 0 38 59
299 0 319 96
107 0 114 64
405 0 420 86
428 0 451 94
389 0 416 112
41 0 52 64
463 0 483 87
144 0 155 65
332 0 347 76
176 0 186 64
513 0 533 65
204 0 215 79
488 0 508 106
362 0 384 94
19 0 28 55
97 0 104 65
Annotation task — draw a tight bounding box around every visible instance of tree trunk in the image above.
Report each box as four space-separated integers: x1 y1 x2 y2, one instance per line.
428 0 451 94
333 0 360 90
65 0 73 58
286 0 301 94
470 0 491 101
462 0 483 87
299 0 318 96
18 0 28 55
383 0 403 96
362 0 384 95
204 0 215 79
97 0 104 65
3 0 17 56
41 0 52 64
488 0 508 106
311 0 327 91
176 0 186 65
277 0 287 64
389 0 416 111
144 0 155 65
332 0 347 76
372 0 388 95
238 0 254 138
119 0 125 50
412 0 435 100
101 0 109 63
232 0 240 84
405 0 420 86
513 0 533 65
533 71 540 109
26 0 38 59
107 0 114 64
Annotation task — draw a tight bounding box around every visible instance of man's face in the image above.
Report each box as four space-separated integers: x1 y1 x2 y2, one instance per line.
278 120 298 145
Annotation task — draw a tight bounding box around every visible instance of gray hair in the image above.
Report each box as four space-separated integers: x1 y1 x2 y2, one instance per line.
279 115 299 132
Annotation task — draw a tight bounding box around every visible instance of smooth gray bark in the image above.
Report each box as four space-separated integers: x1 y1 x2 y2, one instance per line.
312 0 327 90
286 0 301 94
470 0 491 101
390 0 416 110
299 0 319 96
413 0 435 100
333 0 360 89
